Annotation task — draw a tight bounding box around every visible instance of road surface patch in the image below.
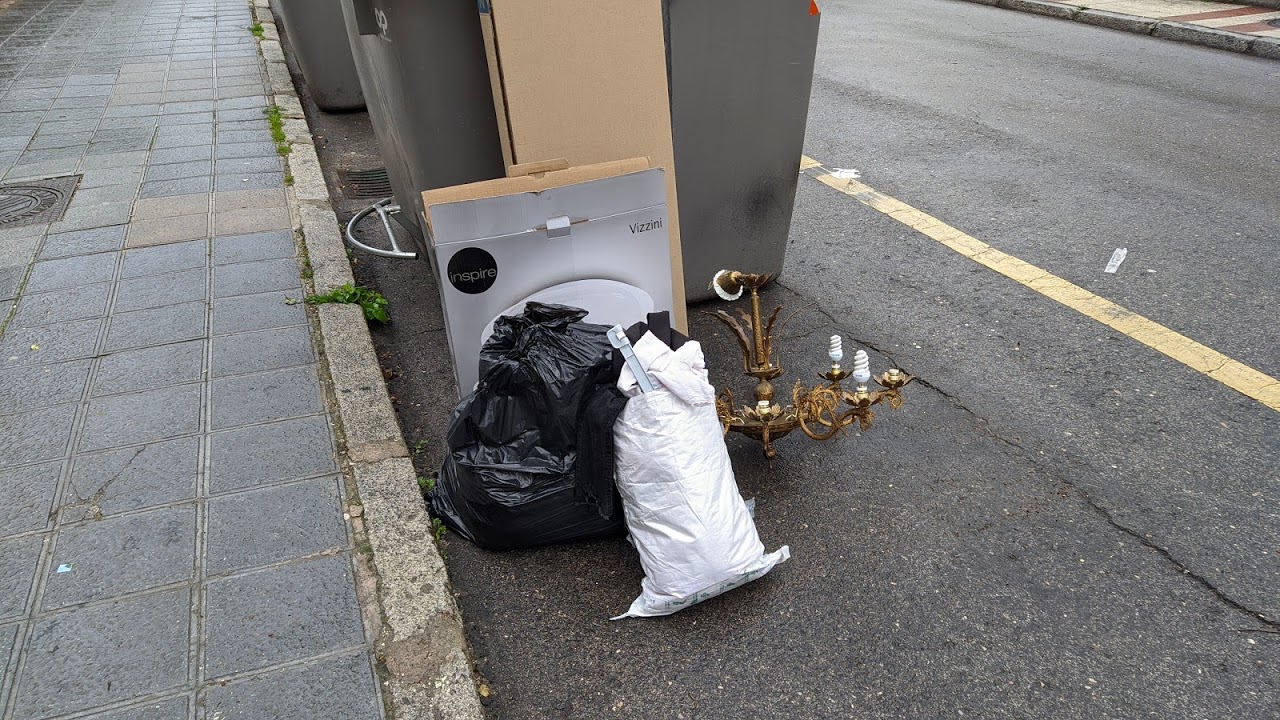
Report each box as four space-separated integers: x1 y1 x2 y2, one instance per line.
801 155 1280 412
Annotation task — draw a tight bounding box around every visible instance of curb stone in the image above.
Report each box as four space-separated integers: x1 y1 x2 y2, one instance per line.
1152 20 1252 53
250 2 486 719
1075 8 1157 35
955 0 1280 60
1251 36 1280 60
297 202 354 292
1001 0 1078 19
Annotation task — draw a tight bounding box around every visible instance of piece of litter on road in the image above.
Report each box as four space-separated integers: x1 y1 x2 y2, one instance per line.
1104 248 1127 273
284 297 300 305
831 168 861 180
55 563 72 573
30 344 39 351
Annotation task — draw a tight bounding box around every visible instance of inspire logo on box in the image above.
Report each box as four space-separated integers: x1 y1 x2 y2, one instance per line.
447 247 499 294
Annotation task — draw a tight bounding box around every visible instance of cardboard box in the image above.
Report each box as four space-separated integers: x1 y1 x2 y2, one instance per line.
422 159 676 394
477 0 686 330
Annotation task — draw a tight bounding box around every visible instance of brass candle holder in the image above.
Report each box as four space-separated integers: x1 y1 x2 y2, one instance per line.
707 270 913 460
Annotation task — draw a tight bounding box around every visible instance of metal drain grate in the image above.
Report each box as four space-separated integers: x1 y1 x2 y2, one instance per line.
0 176 79 229
339 168 393 199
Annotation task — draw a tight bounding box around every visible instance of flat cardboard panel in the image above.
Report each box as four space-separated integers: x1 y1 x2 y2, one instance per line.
478 0 686 330
422 159 651 221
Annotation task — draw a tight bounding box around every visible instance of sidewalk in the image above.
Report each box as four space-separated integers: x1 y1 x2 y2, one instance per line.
961 0 1280 58
1082 0 1280 36
0 0 383 717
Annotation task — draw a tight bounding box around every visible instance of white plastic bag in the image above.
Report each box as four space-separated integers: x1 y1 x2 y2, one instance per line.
611 333 789 619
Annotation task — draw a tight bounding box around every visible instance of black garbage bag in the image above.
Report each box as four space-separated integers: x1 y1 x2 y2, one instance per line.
427 302 626 550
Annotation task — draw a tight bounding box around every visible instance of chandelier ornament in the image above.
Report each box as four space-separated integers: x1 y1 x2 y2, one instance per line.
706 270 913 460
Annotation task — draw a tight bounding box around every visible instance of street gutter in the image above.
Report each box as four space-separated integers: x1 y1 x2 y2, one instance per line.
247 1 486 719
954 0 1280 60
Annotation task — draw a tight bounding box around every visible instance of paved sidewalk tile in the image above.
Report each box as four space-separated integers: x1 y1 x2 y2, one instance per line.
25 253 118 292
120 239 208 278
0 461 61 537
0 359 91 414
0 404 77 466
113 267 207 312
10 283 111 327
80 383 203 451
13 590 191 717
126 213 209 248
0 317 103 367
132 193 212 221
203 555 364 678
212 229 294 264
203 652 381 719
0 534 41 620
212 257 301 298
209 415 337 493
212 206 290 236
94 339 206 397
211 365 321 430
68 437 201 518
206 476 346 573
39 225 126 259
43 504 197 608
104 301 207 351
211 325 313 377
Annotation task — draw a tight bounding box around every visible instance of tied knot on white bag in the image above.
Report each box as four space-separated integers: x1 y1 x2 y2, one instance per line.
617 332 714 405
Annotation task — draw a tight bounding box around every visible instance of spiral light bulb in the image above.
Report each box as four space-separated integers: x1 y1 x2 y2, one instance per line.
828 335 843 363
852 350 871 384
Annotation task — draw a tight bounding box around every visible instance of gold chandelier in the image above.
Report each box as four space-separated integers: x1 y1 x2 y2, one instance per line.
707 270 913 460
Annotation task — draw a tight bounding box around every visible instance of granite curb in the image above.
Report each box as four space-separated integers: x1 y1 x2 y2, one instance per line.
249 2 485 719
954 0 1280 60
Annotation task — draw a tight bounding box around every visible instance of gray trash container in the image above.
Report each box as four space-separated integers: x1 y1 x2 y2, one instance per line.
339 0 506 253
273 0 365 111
665 0 820 300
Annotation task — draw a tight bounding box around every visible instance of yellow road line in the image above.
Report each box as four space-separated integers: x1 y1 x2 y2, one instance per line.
801 155 1280 412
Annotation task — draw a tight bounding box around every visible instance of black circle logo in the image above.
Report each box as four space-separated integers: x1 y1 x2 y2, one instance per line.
446 247 498 294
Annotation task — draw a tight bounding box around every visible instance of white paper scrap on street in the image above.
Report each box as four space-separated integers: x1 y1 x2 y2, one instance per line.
831 168 861 180
1105 248 1127 273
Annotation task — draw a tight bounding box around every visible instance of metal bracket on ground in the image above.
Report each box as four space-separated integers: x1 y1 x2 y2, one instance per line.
345 198 418 260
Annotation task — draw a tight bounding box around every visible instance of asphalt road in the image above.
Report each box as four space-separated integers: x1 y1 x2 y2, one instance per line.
296 1 1279 717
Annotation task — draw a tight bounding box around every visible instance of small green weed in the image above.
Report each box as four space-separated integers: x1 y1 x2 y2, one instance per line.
306 283 390 322
248 23 264 39
284 173 294 186
263 105 291 156
412 439 428 457
417 474 436 493
431 517 447 542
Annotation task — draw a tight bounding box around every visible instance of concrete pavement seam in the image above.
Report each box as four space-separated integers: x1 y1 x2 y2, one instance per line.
251 3 485 719
953 0 1279 60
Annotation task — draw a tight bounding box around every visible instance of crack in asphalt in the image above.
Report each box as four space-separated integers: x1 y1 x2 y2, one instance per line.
777 279 1278 630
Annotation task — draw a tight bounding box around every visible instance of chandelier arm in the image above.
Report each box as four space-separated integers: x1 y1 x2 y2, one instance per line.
761 305 783 363
704 310 753 368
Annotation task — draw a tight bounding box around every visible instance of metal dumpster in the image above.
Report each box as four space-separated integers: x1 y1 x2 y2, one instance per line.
338 0 506 253
665 0 821 300
273 0 365 111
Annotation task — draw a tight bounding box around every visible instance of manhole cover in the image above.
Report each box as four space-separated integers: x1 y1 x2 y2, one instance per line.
0 176 79 229
339 168 393 199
